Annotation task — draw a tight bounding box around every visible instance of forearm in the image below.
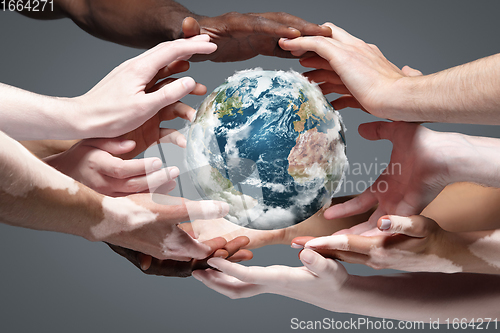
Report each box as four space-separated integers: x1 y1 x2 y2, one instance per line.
0 83 82 140
60 0 201 48
444 133 500 188
395 53 500 124
333 273 500 321
0 131 100 239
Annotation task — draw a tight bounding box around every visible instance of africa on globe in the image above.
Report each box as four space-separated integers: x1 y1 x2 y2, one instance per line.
186 69 347 230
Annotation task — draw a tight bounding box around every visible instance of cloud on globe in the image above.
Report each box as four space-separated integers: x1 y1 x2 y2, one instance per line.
185 69 347 230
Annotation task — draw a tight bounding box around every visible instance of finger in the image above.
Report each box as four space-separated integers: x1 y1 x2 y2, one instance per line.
332 250 370 265
402 65 423 77
291 236 315 248
159 128 187 148
146 76 197 110
378 215 434 237
148 77 207 96
138 37 216 76
331 95 364 111
202 236 228 253
324 191 377 219
334 221 375 235
305 234 381 255
227 249 253 262
318 82 351 95
303 69 343 85
299 249 344 278
138 253 153 271
98 156 166 179
358 121 397 141
322 22 361 44
182 17 201 38
145 60 190 92
108 168 178 194
257 12 331 38
84 138 136 155
280 36 343 65
224 236 251 257
207 258 272 284
299 55 333 70
152 196 230 222
159 101 196 123
192 269 262 299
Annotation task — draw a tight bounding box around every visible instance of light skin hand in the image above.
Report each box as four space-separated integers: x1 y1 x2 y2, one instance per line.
193 252 500 321
324 121 451 234
279 22 412 120
43 137 180 197
0 36 216 141
281 22 500 124
324 121 500 234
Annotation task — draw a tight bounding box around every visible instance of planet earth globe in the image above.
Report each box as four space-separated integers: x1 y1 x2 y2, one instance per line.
185 69 347 230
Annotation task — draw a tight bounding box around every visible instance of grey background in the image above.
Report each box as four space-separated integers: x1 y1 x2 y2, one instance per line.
1 0 500 332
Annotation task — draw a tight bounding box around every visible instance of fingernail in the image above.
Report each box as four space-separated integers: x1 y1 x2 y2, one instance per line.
169 167 180 179
207 258 219 270
380 218 391 230
181 77 195 89
188 110 196 122
152 159 163 171
291 243 303 249
300 249 315 265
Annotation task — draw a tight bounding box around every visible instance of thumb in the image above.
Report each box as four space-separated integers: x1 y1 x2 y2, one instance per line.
182 17 201 38
84 138 136 155
299 249 342 278
378 215 435 237
358 121 396 141
402 65 423 77
147 77 196 111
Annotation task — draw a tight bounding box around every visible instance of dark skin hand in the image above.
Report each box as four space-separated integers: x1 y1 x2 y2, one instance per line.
20 0 331 62
107 235 253 277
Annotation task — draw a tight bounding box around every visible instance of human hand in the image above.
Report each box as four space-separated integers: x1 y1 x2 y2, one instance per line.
192 249 348 310
323 121 453 234
89 193 230 261
107 235 253 277
45 136 182 197
179 218 287 250
181 14 331 62
74 35 216 138
279 22 423 120
293 215 466 273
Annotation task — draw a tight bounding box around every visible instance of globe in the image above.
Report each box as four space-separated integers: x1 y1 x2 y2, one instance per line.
185 69 347 230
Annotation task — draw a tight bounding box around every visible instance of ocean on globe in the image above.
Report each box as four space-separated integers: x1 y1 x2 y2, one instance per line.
185 69 347 230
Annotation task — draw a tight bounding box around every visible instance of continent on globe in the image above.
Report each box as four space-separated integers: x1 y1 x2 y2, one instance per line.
186 69 347 230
